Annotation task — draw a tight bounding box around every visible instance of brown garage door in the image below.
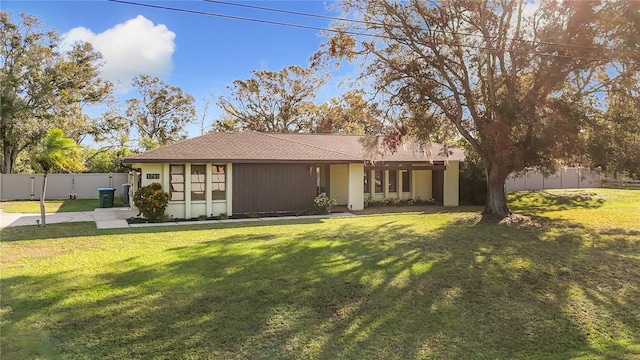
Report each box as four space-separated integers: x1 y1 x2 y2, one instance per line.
232 163 318 214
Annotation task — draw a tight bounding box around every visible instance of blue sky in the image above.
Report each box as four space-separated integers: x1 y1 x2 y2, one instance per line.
3 0 346 138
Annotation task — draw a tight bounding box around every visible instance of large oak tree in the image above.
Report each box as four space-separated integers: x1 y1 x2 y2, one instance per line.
0 12 112 173
311 90 385 135
217 65 325 133
318 0 639 217
125 75 196 150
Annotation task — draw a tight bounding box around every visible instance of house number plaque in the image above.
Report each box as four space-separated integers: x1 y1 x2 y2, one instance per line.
146 173 160 179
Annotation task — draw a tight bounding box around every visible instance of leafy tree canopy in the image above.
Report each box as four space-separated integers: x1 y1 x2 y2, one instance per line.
127 75 196 150
32 128 84 227
217 65 325 133
316 0 640 217
83 146 134 173
0 11 112 174
587 87 640 179
311 90 385 135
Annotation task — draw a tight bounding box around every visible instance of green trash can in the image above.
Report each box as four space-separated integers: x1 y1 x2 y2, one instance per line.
98 188 115 208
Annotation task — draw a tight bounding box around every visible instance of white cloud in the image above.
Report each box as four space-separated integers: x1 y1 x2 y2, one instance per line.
522 0 541 18
63 15 176 92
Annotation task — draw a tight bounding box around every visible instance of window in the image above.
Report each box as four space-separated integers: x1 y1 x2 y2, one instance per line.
402 171 411 193
170 165 185 201
211 165 226 200
374 170 383 193
388 170 397 192
191 165 206 201
364 170 369 193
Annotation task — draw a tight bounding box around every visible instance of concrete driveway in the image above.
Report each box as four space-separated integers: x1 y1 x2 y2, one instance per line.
0 207 138 229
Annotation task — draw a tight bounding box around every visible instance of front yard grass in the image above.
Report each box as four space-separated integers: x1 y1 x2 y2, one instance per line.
0 198 120 213
1 189 639 359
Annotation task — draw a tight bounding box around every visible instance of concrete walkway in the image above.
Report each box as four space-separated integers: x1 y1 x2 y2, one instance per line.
0 208 354 230
0 207 138 229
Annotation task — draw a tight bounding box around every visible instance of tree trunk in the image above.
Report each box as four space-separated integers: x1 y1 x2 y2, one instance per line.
482 163 512 218
2 147 18 174
40 172 48 227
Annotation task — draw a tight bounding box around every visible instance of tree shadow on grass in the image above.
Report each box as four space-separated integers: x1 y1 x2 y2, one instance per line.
0 218 327 242
2 214 640 359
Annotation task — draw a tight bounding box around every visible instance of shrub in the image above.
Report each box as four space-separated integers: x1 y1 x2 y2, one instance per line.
459 160 487 205
457 141 487 205
313 193 337 214
133 182 169 221
364 195 374 207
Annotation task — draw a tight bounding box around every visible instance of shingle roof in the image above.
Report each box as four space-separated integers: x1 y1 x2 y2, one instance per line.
124 131 465 164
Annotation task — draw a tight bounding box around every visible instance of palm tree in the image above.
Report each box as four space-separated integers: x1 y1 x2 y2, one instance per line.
33 128 84 227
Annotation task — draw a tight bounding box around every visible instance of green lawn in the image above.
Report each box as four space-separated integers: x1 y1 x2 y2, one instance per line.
0 197 121 213
1 189 639 359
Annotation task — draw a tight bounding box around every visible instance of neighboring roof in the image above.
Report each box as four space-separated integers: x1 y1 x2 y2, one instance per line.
124 131 465 164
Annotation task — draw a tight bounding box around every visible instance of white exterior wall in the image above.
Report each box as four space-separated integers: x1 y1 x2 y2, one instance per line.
413 170 432 201
167 203 186 219
348 163 364 210
329 164 349 205
443 162 460 206
140 164 165 187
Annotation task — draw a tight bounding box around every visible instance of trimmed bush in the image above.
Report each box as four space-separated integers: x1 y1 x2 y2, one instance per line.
313 193 337 214
133 182 169 221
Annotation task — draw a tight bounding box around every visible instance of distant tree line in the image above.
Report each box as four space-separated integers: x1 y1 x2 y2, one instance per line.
2 3 638 217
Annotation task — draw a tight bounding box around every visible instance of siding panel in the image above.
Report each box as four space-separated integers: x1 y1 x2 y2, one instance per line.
232 164 317 214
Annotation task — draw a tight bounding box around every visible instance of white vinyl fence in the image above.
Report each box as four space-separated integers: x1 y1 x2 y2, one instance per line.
505 167 601 192
0 173 129 200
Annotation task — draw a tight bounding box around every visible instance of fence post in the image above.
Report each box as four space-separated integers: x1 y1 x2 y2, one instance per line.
30 174 35 200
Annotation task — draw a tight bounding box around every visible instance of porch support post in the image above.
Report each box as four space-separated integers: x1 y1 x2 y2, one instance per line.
226 163 233 216
384 170 389 199
185 163 192 218
411 170 417 200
